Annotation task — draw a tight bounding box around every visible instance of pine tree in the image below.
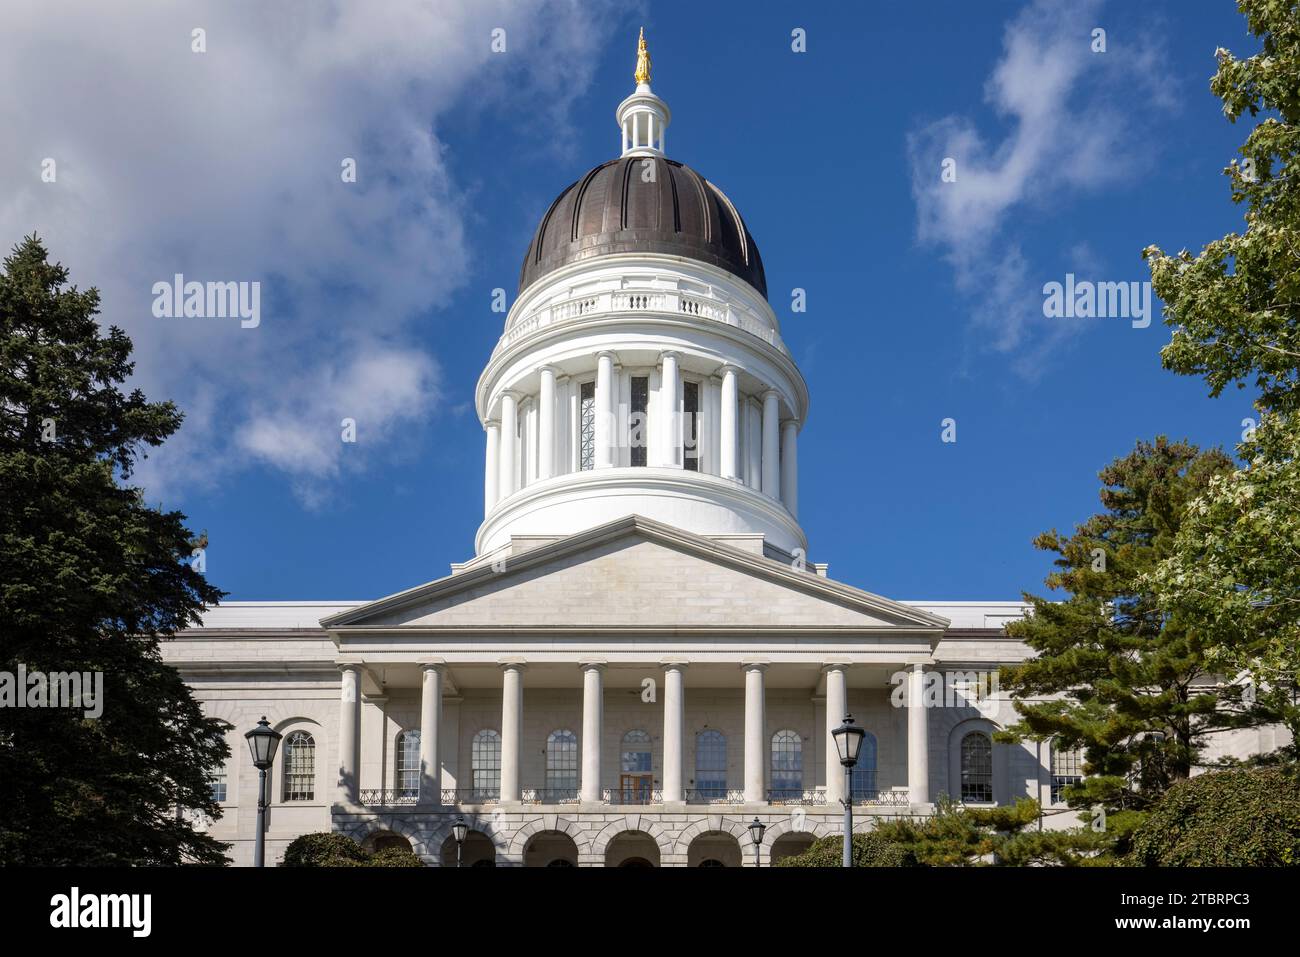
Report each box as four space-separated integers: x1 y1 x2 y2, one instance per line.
998 438 1265 850
0 236 230 865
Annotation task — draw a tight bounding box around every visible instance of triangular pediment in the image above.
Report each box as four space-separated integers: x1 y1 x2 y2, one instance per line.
322 516 947 634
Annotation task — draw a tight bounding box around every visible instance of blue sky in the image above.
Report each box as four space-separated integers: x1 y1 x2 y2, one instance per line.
4 1 1261 602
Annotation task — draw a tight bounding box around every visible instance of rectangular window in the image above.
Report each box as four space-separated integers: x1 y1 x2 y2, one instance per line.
579 381 595 471
630 376 648 466
683 380 700 471
1051 743 1083 804
208 767 227 803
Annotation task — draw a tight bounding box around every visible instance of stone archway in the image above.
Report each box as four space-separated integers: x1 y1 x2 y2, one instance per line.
440 829 497 867
770 832 817 863
687 830 743 867
524 830 580 867
362 829 413 854
605 831 661 867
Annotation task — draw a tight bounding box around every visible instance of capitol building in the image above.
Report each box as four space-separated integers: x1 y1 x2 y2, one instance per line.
166 34 1085 867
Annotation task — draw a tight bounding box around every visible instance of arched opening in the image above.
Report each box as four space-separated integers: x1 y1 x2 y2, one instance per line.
440 830 496 867
604 831 660 868
770 832 816 864
524 830 580 868
687 830 743 867
363 830 412 855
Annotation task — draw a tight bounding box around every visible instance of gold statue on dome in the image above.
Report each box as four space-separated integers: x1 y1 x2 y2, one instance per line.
634 27 651 85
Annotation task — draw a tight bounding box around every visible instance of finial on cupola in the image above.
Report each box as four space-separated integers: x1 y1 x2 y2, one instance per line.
634 27 652 87
618 28 670 157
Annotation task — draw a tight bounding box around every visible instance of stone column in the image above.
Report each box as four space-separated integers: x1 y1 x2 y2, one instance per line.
483 421 500 514
745 400 762 489
580 662 605 803
761 390 780 497
419 663 443 805
337 664 362 805
662 663 687 802
595 352 616 468
824 664 848 805
498 392 517 498
781 419 799 517
743 663 768 803
719 366 739 480
539 366 556 480
660 351 680 467
908 663 930 805
500 662 526 802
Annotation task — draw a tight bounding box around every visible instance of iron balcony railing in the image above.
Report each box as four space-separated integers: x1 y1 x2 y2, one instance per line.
684 788 745 804
358 789 418 807
850 789 911 806
441 788 499 805
766 788 827 806
520 788 580 805
602 786 663 805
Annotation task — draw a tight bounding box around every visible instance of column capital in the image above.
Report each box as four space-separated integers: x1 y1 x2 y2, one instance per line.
740 660 770 673
659 349 680 363
498 659 528 672
538 363 559 376
660 659 690 670
596 349 620 363
499 388 521 402
420 660 446 674
762 388 781 402
483 418 500 430
781 418 801 432
578 659 607 672
337 662 363 676
820 661 851 674
717 362 741 376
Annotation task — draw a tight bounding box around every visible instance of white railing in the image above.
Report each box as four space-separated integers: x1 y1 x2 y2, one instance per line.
497 288 789 357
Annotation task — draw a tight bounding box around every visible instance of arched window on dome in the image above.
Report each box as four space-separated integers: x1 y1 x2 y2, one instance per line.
472 729 501 801
578 381 596 471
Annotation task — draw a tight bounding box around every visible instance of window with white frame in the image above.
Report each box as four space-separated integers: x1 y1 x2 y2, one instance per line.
960 732 993 803
282 731 315 802
849 731 878 798
396 730 420 798
1051 741 1083 804
546 729 578 795
770 730 802 798
207 765 227 803
695 729 727 798
472 729 501 799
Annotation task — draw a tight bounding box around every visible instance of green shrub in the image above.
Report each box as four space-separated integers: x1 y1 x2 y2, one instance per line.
367 846 426 867
1128 764 1300 866
281 832 369 867
774 831 912 867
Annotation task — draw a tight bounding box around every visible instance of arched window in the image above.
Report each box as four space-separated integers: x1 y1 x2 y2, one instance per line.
396 730 420 798
471 729 501 800
1051 740 1083 804
283 731 315 802
960 732 993 803
621 730 652 773
770 730 802 799
546 729 579 796
695 730 727 799
849 731 878 799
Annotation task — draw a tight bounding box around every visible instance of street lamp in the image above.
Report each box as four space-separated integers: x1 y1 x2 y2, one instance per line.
831 713 866 868
452 816 468 868
747 816 766 868
244 716 282 868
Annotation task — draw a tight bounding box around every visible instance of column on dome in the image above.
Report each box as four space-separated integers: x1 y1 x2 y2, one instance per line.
580 662 605 802
539 366 556 480
483 421 500 514
719 365 739 480
780 419 799 516
660 351 680 468
498 392 518 498
743 663 767 803
595 352 616 468
761 390 780 497
500 662 525 802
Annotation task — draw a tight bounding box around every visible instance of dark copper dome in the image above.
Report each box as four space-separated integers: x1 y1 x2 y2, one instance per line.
519 156 766 298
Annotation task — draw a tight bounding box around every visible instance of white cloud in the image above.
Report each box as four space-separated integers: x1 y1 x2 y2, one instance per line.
907 0 1173 377
0 0 623 501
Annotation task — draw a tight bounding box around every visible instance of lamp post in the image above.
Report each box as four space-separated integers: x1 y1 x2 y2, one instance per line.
452 816 468 868
831 713 866 868
244 716 282 868
747 816 766 868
